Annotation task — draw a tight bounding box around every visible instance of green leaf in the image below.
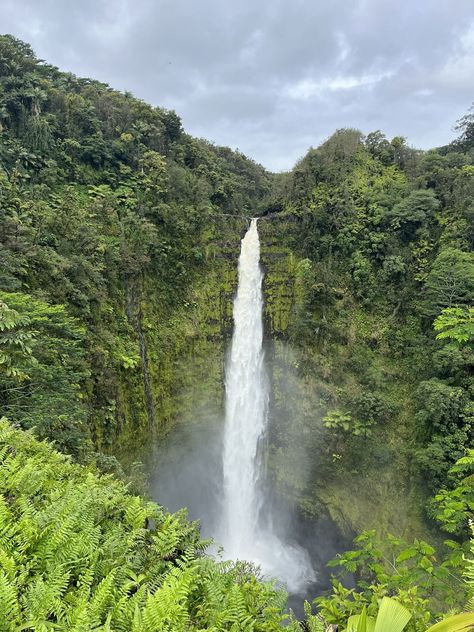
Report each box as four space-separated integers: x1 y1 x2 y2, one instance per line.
396 547 418 563
373 597 411 632
346 606 375 632
426 612 474 632
347 608 376 632
347 614 361 632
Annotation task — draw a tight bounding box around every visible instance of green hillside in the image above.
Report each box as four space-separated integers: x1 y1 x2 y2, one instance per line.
0 34 473 630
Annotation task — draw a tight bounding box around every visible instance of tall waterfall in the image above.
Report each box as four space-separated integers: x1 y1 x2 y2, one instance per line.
221 218 267 556
220 218 315 593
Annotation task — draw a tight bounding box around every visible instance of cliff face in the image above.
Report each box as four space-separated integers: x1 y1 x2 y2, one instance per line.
0 35 274 468
110 217 244 461
114 213 427 542
256 216 430 541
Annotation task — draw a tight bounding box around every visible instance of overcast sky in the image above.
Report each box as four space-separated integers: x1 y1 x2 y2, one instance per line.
2 0 474 171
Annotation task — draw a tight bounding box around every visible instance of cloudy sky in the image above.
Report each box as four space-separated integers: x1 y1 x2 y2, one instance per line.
2 0 474 171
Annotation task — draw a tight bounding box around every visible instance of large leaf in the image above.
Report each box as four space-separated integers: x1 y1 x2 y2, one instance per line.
373 597 411 632
347 613 359 632
426 613 474 632
366 619 376 632
346 607 375 632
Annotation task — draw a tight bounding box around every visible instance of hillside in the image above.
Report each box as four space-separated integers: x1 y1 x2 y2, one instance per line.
0 34 259 464
0 35 474 630
258 127 474 541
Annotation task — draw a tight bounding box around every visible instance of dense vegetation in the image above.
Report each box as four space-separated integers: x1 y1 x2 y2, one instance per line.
266 120 474 511
0 34 266 465
1 420 471 630
0 34 473 629
0 419 292 630
258 116 474 627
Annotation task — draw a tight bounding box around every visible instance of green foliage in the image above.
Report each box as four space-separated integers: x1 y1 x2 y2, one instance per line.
347 597 412 632
431 450 474 536
336 600 474 632
424 249 474 317
0 419 290 630
426 612 474 632
315 529 467 631
386 190 439 242
414 377 469 488
265 108 474 618
314 529 474 632
0 291 90 458
453 103 474 152
434 307 474 345
324 410 353 432
0 296 34 380
302 601 326 631
0 34 270 457
323 410 374 438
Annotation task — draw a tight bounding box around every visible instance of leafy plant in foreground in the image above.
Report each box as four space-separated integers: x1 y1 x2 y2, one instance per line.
0 418 291 631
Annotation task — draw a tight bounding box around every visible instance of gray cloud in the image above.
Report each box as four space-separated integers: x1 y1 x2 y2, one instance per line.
2 0 474 170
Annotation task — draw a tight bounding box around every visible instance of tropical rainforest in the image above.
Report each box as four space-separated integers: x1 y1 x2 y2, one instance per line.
0 34 473 630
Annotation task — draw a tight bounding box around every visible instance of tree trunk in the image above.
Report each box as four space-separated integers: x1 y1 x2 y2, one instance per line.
125 274 156 429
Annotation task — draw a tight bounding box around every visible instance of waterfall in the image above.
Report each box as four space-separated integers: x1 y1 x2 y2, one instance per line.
221 218 267 556
220 218 315 593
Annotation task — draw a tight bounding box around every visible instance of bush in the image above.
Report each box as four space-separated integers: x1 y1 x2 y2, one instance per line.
0 419 290 630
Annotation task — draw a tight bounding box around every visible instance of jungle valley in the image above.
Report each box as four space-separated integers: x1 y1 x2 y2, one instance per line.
0 35 474 631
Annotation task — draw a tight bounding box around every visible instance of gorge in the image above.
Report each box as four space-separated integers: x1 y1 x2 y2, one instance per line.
146 218 317 595
0 34 473 630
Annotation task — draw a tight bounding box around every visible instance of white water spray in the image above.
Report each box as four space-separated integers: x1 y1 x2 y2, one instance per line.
220 218 315 593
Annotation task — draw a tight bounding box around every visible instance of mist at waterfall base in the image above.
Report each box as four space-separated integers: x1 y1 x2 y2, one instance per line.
146 400 348 610
145 220 351 611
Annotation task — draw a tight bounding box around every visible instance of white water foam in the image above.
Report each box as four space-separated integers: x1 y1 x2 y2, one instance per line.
219 218 315 593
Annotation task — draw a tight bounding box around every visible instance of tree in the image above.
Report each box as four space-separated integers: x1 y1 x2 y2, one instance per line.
162 108 183 143
414 378 470 489
0 35 37 77
453 103 474 151
424 249 474 316
385 190 439 242
138 151 168 197
434 307 474 345
365 130 394 165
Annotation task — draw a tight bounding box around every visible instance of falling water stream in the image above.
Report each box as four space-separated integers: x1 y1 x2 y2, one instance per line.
219 218 315 592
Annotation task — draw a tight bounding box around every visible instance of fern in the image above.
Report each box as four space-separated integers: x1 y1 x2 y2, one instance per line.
0 569 20 630
0 419 289 630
